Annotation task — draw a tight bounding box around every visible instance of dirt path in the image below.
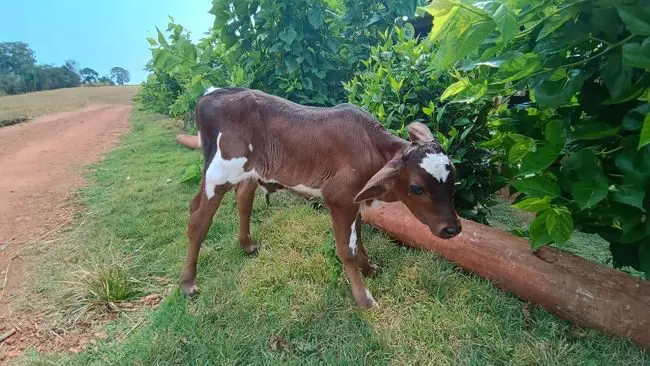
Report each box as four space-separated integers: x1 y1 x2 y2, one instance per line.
0 104 131 360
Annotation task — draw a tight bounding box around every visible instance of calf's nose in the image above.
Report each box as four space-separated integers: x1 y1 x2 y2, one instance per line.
440 224 461 238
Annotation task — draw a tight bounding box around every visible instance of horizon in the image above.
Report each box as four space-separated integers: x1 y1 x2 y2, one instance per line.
0 0 214 84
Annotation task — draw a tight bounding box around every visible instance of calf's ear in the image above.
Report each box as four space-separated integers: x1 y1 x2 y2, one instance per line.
407 122 435 143
354 158 403 203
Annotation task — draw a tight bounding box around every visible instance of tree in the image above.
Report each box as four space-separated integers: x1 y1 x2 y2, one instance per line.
80 67 99 84
97 75 116 86
0 42 35 75
110 67 130 85
64 59 79 75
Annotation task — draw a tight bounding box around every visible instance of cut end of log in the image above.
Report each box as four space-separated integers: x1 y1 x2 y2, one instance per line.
176 134 200 150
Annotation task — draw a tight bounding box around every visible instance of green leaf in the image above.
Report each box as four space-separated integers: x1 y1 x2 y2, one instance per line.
147 37 158 47
571 179 609 209
284 56 299 73
451 80 488 103
509 139 536 164
618 6 650 36
512 197 551 212
308 10 323 29
440 78 470 101
529 210 552 250
437 20 496 68
493 53 541 84
572 122 620 140
390 77 403 93
546 207 573 244
533 69 585 109
492 3 517 44
602 50 633 99
279 27 298 45
623 104 650 131
511 176 561 198
180 164 201 183
622 38 650 70
544 119 566 146
156 27 169 47
537 7 577 40
612 185 647 211
640 113 650 149
518 143 562 175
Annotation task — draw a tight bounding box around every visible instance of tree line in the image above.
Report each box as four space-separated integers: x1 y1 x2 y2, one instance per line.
0 41 130 96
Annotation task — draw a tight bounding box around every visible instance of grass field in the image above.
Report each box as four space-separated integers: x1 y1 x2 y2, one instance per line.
16 111 647 365
0 86 138 122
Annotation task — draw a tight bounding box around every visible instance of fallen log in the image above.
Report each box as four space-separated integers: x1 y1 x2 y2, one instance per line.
176 134 200 150
361 202 650 349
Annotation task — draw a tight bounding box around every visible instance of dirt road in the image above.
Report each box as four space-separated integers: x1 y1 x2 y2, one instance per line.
0 105 131 343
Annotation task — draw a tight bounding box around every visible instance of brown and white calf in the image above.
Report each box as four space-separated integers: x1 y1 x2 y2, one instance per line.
181 87 462 308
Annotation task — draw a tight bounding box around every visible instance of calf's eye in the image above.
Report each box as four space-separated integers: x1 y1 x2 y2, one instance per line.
409 184 424 195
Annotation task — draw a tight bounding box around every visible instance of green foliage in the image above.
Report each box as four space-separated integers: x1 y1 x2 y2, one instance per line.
80 67 99 84
421 0 650 276
345 27 503 223
139 1 422 118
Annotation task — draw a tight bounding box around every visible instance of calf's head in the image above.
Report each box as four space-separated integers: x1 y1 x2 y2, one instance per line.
354 122 462 239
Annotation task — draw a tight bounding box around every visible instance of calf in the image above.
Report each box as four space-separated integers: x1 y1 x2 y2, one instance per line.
181 87 462 308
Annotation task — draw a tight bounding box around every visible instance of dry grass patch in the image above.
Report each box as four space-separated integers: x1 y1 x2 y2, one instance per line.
0 86 138 122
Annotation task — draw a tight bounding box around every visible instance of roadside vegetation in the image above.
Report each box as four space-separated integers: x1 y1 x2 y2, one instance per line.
16 111 647 364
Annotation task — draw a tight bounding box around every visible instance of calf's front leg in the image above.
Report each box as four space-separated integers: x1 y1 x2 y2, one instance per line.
181 183 231 296
330 204 378 309
352 212 379 277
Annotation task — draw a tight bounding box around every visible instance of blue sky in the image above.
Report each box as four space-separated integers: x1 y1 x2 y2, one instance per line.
0 0 214 84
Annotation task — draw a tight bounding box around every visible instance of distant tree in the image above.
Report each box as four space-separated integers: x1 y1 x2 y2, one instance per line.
97 75 116 86
110 67 130 85
80 67 99 84
0 42 35 75
64 59 79 75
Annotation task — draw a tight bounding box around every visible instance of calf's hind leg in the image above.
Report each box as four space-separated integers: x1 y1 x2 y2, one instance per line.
235 179 259 254
180 183 231 296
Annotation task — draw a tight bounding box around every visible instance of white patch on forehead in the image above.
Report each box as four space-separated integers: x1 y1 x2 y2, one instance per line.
203 86 220 96
204 133 258 199
349 218 358 256
290 184 322 198
419 153 451 183
248 143 253 152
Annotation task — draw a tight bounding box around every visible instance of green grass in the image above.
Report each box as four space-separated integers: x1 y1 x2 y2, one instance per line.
16 111 648 365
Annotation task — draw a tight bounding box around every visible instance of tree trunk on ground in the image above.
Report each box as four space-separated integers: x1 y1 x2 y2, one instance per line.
176 134 200 150
360 202 650 349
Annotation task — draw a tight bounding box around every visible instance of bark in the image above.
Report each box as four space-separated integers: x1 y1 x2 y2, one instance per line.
361 202 650 349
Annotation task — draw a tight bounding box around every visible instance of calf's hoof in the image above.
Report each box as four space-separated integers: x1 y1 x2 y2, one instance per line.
241 243 259 255
181 282 199 297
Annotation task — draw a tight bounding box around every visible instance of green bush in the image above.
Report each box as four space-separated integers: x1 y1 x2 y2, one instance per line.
345 26 503 223
421 0 650 276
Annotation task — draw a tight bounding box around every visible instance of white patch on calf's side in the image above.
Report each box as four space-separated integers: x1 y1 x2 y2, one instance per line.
204 132 258 199
290 184 322 198
248 144 253 152
349 219 358 256
197 131 201 147
419 153 451 183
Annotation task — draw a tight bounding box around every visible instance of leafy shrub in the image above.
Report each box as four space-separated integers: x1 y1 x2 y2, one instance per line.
138 1 423 118
421 0 650 276
345 26 503 223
